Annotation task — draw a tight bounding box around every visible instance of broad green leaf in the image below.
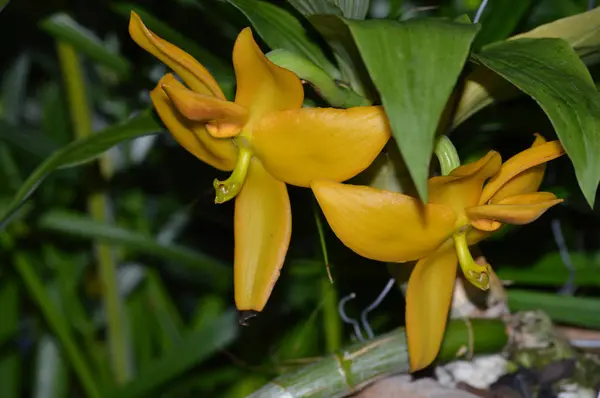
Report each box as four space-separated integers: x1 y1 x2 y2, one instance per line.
508 289 600 329
108 311 238 398
0 110 160 227
39 13 131 77
472 0 532 50
338 0 371 19
497 252 600 286
345 18 479 201
227 0 340 78
287 0 341 16
39 210 232 291
111 3 234 93
454 7 600 127
475 38 600 207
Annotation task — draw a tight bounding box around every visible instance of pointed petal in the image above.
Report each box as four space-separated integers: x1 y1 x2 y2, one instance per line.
232 28 303 121
162 83 248 138
234 158 291 311
129 11 224 98
488 134 547 203
480 139 564 204
428 151 502 217
311 180 456 263
253 106 391 187
406 250 458 372
467 192 563 227
151 74 237 171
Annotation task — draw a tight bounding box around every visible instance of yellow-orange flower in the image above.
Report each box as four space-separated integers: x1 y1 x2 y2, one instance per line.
311 134 564 371
129 12 391 313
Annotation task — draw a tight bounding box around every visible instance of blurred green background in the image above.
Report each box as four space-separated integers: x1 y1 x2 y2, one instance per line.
1 0 599 397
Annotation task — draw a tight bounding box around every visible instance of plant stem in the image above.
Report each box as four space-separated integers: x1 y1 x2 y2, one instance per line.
249 318 508 398
57 41 130 384
314 202 341 352
14 254 101 398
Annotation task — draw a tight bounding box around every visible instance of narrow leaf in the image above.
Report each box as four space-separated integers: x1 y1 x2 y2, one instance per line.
345 18 479 201
39 210 231 290
475 38 600 207
227 0 340 78
0 110 160 227
108 311 238 398
39 13 131 77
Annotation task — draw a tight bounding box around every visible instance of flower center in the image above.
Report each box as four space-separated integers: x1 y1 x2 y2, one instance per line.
452 228 490 290
213 137 252 204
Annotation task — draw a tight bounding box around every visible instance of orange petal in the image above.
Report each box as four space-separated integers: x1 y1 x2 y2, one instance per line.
406 249 458 372
428 151 502 218
150 74 237 171
232 28 303 123
253 106 391 187
467 192 563 227
311 180 456 263
162 83 248 138
488 135 547 204
234 158 291 312
129 11 224 98
480 139 564 204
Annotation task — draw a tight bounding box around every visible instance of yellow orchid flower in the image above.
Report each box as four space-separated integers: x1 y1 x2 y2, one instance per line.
128 12 391 314
311 134 564 371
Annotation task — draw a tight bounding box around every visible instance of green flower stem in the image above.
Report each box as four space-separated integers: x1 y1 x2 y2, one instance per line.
57 41 130 384
266 49 371 108
434 135 461 176
14 254 101 398
213 143 252 204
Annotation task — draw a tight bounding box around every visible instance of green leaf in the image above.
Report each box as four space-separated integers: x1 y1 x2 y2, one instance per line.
0 110 160 227
38 210 231 290
39 13 131 77
345 18 479 201
108 311 238 398
454 7 600 127
472 0 532 50
226 0 340 78
1 53 31 124
508 289 600 329
287 0 341 16
111 3 234 93
475 38 600 207
33 335 69 398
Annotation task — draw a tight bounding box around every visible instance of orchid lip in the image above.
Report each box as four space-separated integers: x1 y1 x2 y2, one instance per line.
453 229 490 290
213 141 252 204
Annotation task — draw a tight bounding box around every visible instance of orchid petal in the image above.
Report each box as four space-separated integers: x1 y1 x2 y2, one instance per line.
151 74 237 171
311 180 456 263
129 11 224 98
429 151 502 218
253 107 391 187
232 28 303 124
162 83 248 138
480 139 564 204
406 249 458 372
234 158 291 312
467 192 563 227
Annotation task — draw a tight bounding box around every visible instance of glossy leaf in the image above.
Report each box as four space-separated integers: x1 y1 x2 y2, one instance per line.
108 311 238 398
472 0 532 50
226 0 340 78
475 38 600 207
454 7 600 127
0 110 160 227
345 18 479 201
39 13 131 77
38 211 231 291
